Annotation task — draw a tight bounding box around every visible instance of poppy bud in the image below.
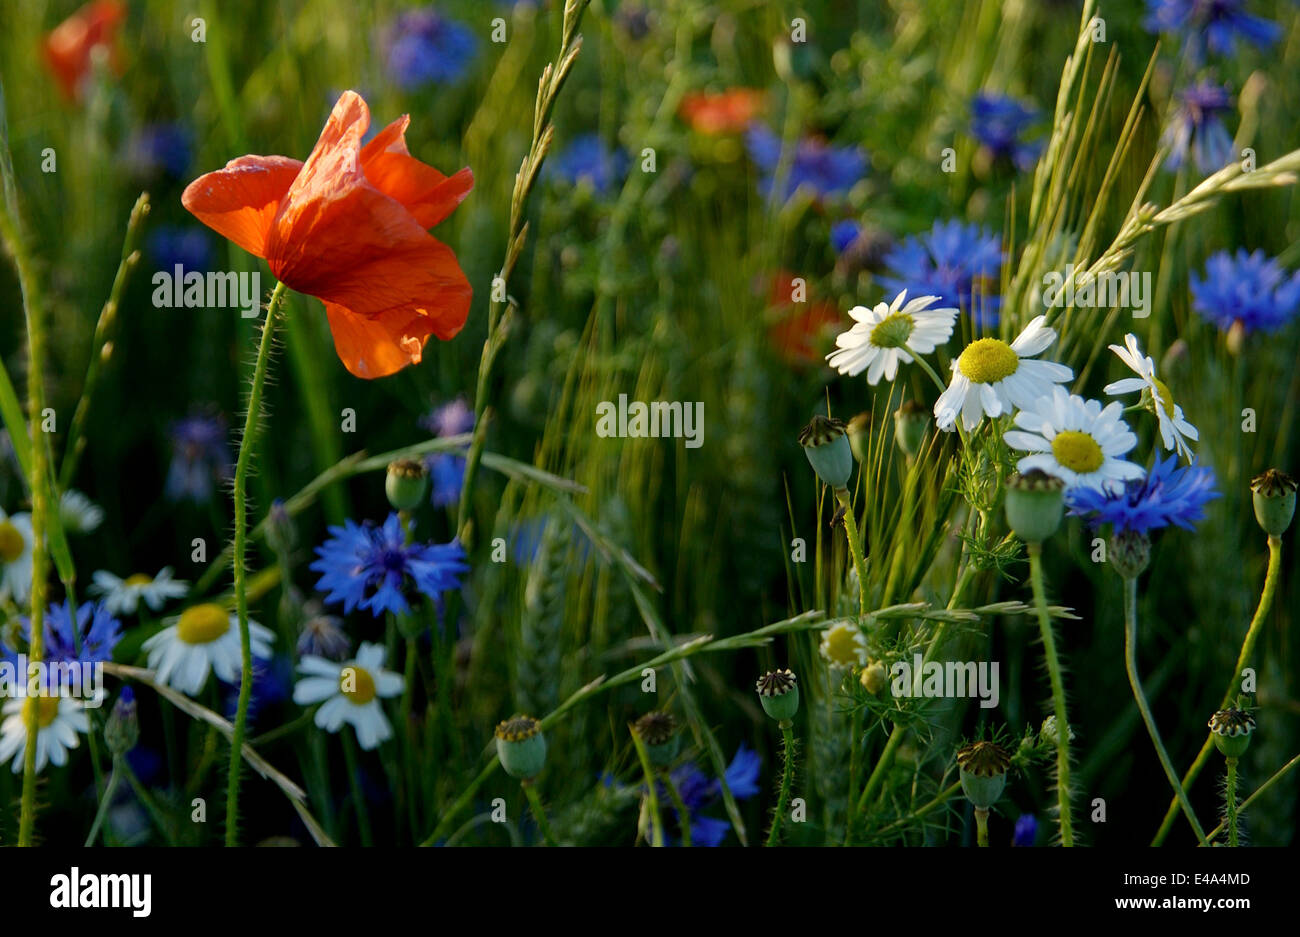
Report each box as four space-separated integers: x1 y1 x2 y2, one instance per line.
799 415 853 491
756 669 800 722
104 687 138 756
1250 469 1296 537
1108 529 1151 579
893 400 929 459
385 458 429 511
956 740 1010 810
633 711 680 768
846 413 871 464
495 715 547 779
1005 470 1065 543
1208 708 1255 759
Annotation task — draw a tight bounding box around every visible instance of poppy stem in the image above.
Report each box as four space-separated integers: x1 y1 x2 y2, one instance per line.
1028 541 1074 846
225 279 288 847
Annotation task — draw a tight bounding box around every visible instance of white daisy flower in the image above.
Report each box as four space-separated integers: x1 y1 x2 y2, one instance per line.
934 316 1073 433
59 489 104 534
90 567 190 616
1004 386 1145 491
143 603 274 696
0 508 34 605
0 695 90 773
819 621 869 670
1103 333 1199 461
292 642 404 750
826 290 959 384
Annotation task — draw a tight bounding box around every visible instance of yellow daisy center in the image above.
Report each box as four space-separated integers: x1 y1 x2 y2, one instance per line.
176 604 231 645
124 573 153 587
957 338 1019 384
0 521 24 563
340 665 377 705
869 312 914 349
1151 378 1177 419
822 624 864 667
22 696 61 730
1051 430 1105 474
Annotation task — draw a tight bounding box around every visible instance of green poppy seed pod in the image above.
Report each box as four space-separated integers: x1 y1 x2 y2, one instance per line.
633 711 681 768
1004 470 1066 543
1250 469 1296 537
1208 709 1255 759
893 400 930 459
1108 529 1151 579
846 413 871 464
104 687 138 756
495 715 548 779
756 669 800 722
956 740 1011 810
799 415 853 490
860 660 888 696
385 458 429 512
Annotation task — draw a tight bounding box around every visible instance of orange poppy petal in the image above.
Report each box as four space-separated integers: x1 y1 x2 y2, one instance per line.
181 155 303 260
361 116 474 229
323 302 442 379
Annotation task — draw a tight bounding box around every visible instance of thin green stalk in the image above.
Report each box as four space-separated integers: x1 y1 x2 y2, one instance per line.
1224 757 1239 847
522 780 558 847
341 728 373 846
839 490 870 620
856 722 904 814
975 807 990 847
913 355 950 396
1123 576 1207 845
877 780 963 838
225 280 287 846
630 729 664 847
766 720 796 847
663 771 692 848
1028 542 1073 847
1153 535 1282 844
1203 750 1299 843
85 759 123 847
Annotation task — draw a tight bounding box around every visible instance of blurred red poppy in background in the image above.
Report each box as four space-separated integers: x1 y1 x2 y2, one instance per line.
765 271 840 368
43 0 125 102
679 88 765 135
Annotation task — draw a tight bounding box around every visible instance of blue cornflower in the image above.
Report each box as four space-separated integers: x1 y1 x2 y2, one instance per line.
549 133 628 194
1161 81 1235 174
1144 0 1281 61
1067 455 1220 535
1013 813 1038 846
310 513 469 618
970 92 1043 171
745 125 867 202
124 124 192 178
165 412 231 503
383 8 478 90
880 220 1005 327
1190 249 1300 334
2 600 121 668
148 226 213 275
667 743 762 846
831 219 862 255
426 453 465 508
420 396 475 437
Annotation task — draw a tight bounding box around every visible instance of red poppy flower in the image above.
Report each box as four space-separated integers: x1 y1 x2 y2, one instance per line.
678 89 765 135
764 271 838 367
43 0 125 102
182 91 474 378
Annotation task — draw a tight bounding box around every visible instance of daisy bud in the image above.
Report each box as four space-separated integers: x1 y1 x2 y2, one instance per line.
893 400 929 459
495 715 548 780
860 659 888 695
956 740 1011 810
799 415 853 491
633 711 681 768
756 669 800 722
385 458 429 512
846 412 871 464
1039 715 1074 745
1108 529 1151 579
1004 470 1066 543
104 687 138 756
1250 469 1296 537
1208 708 1255 759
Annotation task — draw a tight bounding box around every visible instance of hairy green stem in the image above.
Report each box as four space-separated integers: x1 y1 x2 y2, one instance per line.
225 280 287 846
1225 757 1239 847
522 780 558 847
766 720 796 847
1029 542 1073 847
1123 576 1207 845
1203 750 1299 843
1153 535 1282 845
